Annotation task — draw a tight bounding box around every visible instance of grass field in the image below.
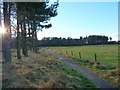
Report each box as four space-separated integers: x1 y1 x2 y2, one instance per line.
48 45 118 66
2 49 96 88
46 45 119 87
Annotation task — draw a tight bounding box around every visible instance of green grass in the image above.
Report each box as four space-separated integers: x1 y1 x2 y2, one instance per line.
48 45 118 67
45 45 119 87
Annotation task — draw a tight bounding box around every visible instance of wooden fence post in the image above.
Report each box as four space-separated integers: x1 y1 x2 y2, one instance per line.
79 52 81 58
95 54 97 62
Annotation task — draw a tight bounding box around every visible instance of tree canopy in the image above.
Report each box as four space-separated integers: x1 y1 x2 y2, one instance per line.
2 1 59 62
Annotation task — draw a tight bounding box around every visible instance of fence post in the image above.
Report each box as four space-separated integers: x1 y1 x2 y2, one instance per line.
95 54 97 62
79 52 81 58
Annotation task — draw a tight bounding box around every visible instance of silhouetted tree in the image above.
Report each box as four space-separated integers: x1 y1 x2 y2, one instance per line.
2 2 12 62
109 37 112 41
38 35 110 46
15 1 59 59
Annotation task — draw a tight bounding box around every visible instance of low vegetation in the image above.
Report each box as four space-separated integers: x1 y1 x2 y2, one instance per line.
46 45 119 87
2 49 96 88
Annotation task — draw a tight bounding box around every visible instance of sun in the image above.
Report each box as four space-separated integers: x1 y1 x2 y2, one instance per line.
0 26 6 34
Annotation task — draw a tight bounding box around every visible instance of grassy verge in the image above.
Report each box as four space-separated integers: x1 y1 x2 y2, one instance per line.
2 49 96 88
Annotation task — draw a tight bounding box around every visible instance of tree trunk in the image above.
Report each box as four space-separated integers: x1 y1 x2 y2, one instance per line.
2 2 11 62
21 23 25 55
32 20 38 53
34 29 38 53
16 3 22 60
16 22 21 60
23 19 28 57
27 21 32 50
29 22 33 51
32 21 35 52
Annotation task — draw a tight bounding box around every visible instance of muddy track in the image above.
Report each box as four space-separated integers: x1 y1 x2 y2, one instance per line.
44 50 118 90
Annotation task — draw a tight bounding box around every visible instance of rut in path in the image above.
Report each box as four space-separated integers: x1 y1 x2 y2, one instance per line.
45 51 118 89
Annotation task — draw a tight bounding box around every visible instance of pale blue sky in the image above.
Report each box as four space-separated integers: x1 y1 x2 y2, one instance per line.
38 2 118 41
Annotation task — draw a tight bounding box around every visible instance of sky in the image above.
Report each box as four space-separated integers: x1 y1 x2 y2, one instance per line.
35 2 117 41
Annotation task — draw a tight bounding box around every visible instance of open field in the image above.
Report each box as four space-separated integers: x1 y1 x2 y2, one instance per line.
48 45 118 66
45 45 119 87
2 49 96 88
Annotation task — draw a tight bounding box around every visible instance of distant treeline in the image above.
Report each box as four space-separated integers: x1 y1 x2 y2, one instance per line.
37 35 119 47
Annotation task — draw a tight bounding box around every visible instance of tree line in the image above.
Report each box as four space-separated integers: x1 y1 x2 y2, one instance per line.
1 1 59 62
37 35 118 46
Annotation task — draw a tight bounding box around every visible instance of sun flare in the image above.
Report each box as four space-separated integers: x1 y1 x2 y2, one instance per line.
0 26 6 34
